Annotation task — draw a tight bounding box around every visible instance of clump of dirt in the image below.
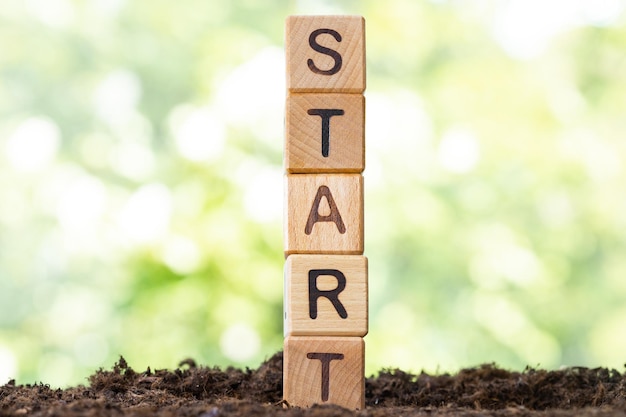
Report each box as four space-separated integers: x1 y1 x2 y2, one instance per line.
2 352 626 416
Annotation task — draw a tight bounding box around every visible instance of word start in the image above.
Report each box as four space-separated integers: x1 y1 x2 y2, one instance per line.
283 15 367 410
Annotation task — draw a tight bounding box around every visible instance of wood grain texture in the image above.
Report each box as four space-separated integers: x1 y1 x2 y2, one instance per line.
284 254 368 337
284 174 363 256
286 15 365 93
283 336 365 409
285 93 365 173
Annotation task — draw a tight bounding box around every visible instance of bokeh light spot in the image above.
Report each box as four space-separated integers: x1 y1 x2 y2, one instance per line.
5 117 60 172
170 105 225 162
220 323 261 363
438 128 480 174
0 346 17 384
118 184 172 245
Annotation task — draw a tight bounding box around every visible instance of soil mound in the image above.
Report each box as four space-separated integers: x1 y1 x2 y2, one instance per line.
2 352 626 416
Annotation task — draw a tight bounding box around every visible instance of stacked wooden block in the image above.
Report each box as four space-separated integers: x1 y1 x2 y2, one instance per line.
283 15 367 410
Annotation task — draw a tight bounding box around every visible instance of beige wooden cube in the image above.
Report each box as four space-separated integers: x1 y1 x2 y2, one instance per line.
286 15 365 93
285 93 365 173
283 336 365 409
284 174 363 255
284 254 367 337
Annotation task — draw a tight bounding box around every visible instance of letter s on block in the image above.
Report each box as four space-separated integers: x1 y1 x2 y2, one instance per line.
307 28 342 75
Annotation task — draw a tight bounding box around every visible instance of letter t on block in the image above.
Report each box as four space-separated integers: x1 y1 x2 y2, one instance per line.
285 93 365 173
284 336 364 409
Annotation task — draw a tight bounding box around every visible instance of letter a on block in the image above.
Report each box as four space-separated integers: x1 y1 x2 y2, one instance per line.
284 174 363 255
286 15 365 93
284 336 364 409
284 254 368 336
305 185 346 235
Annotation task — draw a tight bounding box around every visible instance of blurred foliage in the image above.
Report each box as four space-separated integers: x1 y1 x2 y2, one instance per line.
1 0 626 387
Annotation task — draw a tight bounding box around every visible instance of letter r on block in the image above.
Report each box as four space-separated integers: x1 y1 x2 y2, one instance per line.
284 255 367 337
309 269 348 319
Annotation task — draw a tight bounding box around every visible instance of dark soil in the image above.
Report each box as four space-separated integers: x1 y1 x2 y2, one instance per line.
2 353 626 416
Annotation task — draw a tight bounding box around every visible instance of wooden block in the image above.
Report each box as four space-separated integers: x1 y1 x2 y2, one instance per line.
284 174 363 255
285 93 365 174
283 336 364 409
286 15 365 93
284 255 367 337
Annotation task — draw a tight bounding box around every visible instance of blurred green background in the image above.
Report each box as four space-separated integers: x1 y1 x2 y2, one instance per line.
2 0 626 387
